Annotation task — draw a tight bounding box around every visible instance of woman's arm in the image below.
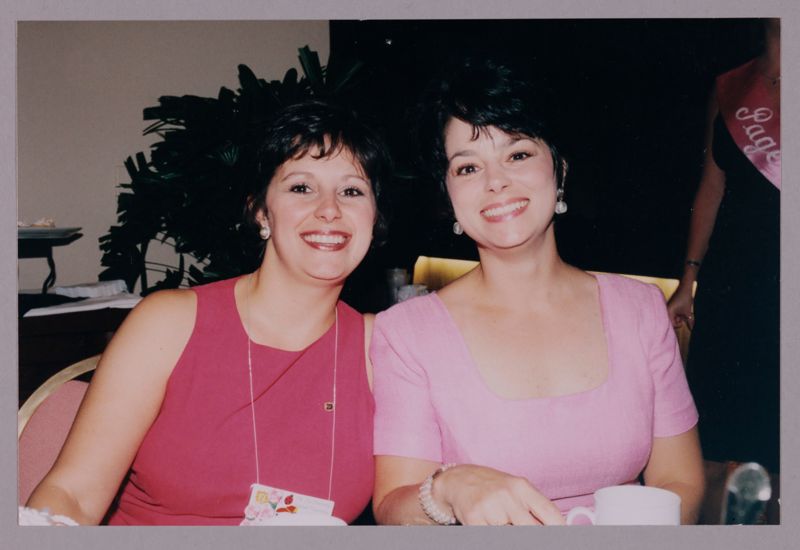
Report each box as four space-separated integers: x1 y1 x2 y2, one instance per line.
373 455 441 524
373 455 564 526
667 88 726 329
25 289 196 524
643 427 705 524
643 273 704 523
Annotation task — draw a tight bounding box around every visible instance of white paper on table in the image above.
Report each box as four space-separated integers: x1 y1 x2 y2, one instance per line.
23 293 142 317
52 279 128 298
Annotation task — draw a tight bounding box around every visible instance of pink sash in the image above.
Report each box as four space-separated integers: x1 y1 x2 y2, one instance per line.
716 59 781 190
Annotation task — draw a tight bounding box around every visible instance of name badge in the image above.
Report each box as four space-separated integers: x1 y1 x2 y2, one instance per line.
241 483 335 525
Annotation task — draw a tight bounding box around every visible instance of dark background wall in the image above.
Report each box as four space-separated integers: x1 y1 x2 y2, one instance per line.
329 19 765 311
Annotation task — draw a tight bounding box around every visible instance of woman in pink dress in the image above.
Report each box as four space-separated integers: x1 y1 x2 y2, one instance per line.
24 101 390 525
370 60 705 525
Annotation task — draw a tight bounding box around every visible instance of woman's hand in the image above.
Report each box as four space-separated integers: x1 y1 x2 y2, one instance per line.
667 283 695 330
373 456 564 526
435 465 565 526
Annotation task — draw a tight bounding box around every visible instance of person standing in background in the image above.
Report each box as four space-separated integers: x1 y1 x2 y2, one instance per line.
667 19 780 524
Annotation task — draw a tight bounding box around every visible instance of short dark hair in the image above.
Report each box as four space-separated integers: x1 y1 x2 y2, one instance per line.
246 100 391 242
416 59 566 201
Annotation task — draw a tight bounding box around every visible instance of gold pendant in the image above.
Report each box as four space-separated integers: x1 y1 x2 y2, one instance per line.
324 402 335 412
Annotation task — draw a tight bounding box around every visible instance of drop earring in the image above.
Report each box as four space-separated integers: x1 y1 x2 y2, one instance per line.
452 221 463 235
259 224 271 240
555 187 568 215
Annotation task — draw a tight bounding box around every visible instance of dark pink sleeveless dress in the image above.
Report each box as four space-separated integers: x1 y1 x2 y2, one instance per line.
107 277 374 525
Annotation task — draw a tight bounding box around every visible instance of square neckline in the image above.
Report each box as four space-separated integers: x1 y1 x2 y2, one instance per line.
427 272 614 403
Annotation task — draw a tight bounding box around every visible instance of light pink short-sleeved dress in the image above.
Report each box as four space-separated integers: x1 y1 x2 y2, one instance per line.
371 273 698 513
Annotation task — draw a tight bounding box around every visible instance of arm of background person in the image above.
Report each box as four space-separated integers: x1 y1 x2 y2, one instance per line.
25 289 196 525
667 87 727 329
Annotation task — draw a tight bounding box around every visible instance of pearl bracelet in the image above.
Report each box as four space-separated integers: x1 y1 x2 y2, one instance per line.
419 463 458 525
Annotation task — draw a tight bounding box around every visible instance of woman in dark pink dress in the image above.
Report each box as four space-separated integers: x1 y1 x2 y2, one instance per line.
25 101 391 525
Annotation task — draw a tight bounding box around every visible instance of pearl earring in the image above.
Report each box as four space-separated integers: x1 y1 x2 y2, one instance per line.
452 221 463 235
259 225 271 240
555 187 568 215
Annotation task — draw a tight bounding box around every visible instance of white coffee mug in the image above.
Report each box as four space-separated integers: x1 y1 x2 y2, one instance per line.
566 485 681 525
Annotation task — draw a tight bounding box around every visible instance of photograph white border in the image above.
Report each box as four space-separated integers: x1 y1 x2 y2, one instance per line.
2 1 798 549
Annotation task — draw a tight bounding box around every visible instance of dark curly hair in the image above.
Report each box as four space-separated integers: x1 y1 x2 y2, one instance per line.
246 100 392 243
415 59 566 206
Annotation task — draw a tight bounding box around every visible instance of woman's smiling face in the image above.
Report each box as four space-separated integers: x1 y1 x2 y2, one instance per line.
259 145 377 284
444 118 558 251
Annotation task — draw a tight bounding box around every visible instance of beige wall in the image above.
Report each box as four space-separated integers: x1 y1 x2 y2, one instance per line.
17 20 329 292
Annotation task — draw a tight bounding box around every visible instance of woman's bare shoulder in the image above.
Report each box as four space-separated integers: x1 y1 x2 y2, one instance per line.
124 288 197 328
100 288 198 375
435 271 476 306
136 287 197 310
